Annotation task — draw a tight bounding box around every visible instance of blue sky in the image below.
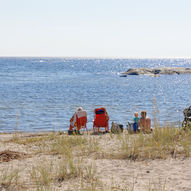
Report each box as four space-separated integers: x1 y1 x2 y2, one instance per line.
0 0 191 57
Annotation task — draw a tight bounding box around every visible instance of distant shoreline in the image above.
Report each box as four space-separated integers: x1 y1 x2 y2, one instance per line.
122 67 191 76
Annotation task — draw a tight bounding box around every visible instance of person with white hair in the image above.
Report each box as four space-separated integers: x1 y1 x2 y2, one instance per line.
68 107 87 135
77 107 83 111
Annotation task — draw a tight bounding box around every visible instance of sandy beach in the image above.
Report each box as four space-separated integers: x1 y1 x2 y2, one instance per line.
0 129 191 191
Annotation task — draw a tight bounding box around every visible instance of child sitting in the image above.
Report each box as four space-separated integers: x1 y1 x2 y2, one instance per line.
133 112 139 132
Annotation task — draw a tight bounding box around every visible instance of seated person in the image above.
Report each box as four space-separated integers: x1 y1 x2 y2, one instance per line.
139 110 151 133
68 107 87 135
101 107 109 132
69 114 77 135
93 106 109 133
133 112 139 132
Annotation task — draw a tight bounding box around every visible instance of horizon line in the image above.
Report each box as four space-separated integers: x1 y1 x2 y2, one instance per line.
0 55 191 59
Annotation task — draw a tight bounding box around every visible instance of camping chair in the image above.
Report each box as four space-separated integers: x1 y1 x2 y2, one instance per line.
76 110 88 133
93 108 109 133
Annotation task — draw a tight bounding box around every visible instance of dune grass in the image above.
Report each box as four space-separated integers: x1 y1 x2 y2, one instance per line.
7 126 191 161
110 126 191 160
28 155 101 191
3 126 191 190
0 168 19 190
8 132 100 158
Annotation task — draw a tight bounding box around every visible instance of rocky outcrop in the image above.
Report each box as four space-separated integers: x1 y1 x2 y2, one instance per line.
122 68 191 76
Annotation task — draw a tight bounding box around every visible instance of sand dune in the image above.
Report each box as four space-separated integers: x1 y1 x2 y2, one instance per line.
0 131 191 191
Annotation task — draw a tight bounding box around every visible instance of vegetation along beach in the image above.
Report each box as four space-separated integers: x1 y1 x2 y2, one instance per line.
1 127 191 190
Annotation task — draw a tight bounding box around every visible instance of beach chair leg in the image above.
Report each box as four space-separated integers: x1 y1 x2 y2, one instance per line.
93 126 96 133
93 126 98 133
82 126 88 134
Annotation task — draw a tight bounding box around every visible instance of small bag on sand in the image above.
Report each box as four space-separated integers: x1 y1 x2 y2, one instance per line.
182 106 191 130
184 106 191 120
111 122 123 134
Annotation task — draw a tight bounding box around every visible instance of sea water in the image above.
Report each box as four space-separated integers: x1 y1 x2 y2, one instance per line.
0 57 190 132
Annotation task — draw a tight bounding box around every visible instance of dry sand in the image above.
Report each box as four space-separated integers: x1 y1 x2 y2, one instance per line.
0 132 191 191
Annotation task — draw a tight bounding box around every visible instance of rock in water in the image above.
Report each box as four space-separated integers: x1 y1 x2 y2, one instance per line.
124 68 191 75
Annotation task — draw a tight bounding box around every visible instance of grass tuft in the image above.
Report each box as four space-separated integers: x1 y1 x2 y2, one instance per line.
107 127 191 160
0 168 19 190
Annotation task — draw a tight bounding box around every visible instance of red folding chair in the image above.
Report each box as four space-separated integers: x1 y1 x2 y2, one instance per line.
93 108 109 133
76 110 88 133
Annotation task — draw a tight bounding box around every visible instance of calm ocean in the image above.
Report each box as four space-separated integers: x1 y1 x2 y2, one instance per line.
0 57 190 132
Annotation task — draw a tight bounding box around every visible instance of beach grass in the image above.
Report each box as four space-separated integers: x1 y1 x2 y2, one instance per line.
108 126 191 160
7 126 191 161
1 126 191 190
0 168 19 190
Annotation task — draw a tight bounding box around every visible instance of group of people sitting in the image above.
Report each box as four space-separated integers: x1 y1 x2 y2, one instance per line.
131 110 151 133
68 106 109 135
68 106 151 135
